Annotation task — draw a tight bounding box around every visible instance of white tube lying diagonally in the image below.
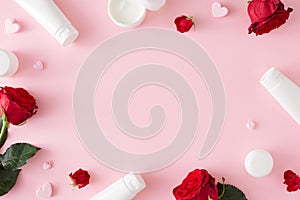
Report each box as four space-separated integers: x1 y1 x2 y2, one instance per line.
89 173 146 200
14 0 79 46
260 67 300 125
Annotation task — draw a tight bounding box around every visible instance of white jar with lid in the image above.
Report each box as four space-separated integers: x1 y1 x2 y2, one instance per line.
0 49 19 77
244 149 273 178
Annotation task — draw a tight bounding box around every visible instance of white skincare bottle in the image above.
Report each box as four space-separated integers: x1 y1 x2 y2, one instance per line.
90 173 146 200
14 0 79 46
260 67 300 125
0 49 19 77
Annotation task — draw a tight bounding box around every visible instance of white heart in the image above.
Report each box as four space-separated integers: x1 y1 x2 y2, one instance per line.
36 183 53 198
5 18 21 34
33 60 44 70
43 161 52 170
212 2 229 18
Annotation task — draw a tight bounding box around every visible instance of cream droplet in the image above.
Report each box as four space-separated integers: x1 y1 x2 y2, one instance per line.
246 120 256 130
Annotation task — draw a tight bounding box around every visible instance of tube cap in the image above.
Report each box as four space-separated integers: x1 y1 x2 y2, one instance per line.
0 49 19 77
123 173 146 198
260 67 284 91
55 24 79 46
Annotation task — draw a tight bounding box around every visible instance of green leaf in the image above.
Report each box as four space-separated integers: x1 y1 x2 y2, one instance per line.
0 169 21 196
217 183 247 200
1 143 40 170
0 118 8 149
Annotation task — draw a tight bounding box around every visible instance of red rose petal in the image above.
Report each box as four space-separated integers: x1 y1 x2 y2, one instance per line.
247 0 292 35
173 169 218 200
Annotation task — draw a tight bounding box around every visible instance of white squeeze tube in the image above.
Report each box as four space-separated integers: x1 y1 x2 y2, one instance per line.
260 67 300 125
14 0 79 46
89 173 146 200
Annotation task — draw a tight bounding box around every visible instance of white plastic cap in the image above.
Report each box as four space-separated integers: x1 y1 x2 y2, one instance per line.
260 67 284 91
245 149 273 178
54 24 79 46
123 173 146 198
0 49 19 77
137 0 166 11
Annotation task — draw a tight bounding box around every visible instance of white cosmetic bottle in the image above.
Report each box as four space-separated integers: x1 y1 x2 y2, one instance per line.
90 173 146 200
0 49 19 77
260 67 300 125
14 0 79 46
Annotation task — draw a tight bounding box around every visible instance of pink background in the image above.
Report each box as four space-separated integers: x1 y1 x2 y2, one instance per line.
1 0 300 199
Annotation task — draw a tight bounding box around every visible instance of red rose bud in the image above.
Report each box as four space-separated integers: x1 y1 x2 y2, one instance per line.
283 170 300 192
173 169 218 200
0 86 38 125
174 15 194 33
248 0 293 35
69 168 90 189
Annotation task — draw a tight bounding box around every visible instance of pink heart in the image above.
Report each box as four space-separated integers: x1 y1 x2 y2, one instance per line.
43 161 52 170
36 183 53 198
5 18 21 34
212 2 229 18
33 60 44 70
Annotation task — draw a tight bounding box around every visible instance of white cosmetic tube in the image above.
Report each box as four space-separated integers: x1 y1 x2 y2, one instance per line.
14 0 79 46
260 67 300 125
90 173 146 200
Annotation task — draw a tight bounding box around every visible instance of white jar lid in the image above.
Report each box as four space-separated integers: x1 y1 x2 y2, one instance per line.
245 149 273 178
108 0 146 28
0 49 19 77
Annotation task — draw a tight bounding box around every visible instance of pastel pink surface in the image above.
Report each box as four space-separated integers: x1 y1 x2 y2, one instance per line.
1 0 300 200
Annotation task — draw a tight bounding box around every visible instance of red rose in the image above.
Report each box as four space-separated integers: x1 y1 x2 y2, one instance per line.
248 0 293 35
173 169 218 200
174 15 194 33
283 170 300 192
69 168 90 189
0 86 38 125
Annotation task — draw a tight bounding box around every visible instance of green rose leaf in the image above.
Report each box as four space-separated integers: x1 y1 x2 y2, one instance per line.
0 169 21 196
1 143 40 171
0 119 8 149
217 183 247 200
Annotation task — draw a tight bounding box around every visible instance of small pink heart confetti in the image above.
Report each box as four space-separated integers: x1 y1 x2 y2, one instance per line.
246 120 256 130
36 182 53 198
5 18 21 34
43 161 52 170
212 2 229 18
33 60 44 70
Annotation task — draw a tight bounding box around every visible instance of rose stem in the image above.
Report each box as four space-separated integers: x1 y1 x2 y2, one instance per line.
0 112 9 144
